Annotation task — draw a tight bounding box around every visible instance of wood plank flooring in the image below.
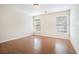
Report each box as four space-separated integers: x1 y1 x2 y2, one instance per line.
0 35 76 54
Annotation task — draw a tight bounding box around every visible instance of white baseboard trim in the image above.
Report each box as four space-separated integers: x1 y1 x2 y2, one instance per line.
0 33 32 44
40 34 69 40
74 48 79 54
73 47 79 54
70 39 79 54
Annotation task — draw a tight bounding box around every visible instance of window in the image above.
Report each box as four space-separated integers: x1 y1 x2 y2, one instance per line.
34 19 40 32
56 16 67 33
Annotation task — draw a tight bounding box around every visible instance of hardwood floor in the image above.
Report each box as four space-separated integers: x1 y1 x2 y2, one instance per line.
0 35 76 54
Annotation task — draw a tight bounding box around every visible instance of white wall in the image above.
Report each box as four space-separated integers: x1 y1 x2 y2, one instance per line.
0 5 33 43
34 10 70 39
0 5 3 40
70 5 79 53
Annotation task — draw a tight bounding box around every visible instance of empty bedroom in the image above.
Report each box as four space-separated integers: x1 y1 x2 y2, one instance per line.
0 4 79 54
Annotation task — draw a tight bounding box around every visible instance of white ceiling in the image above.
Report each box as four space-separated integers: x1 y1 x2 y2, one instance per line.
4 4 72 16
